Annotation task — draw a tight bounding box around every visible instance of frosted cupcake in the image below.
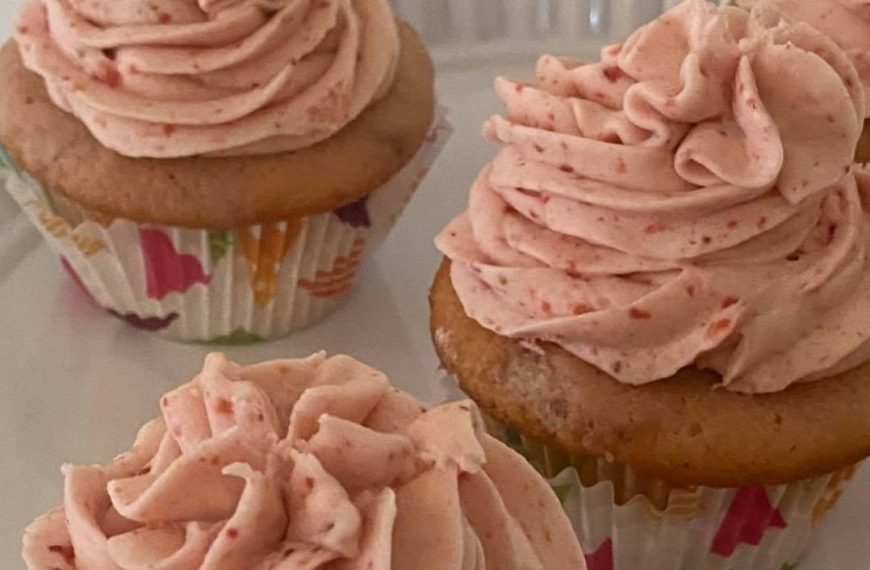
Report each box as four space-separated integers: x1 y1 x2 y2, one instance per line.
22 352 585 569
0 0 449 342
730 0 870 161
432 1 870 568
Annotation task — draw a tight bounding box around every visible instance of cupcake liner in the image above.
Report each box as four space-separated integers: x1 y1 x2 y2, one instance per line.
1 108 451 342
485 415 861 570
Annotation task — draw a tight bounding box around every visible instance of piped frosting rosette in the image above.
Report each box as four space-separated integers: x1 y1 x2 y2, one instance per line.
22 353 585 569
14 0 400 157
437 0 870 394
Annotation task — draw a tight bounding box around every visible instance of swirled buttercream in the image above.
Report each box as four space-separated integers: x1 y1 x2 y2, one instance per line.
437 0 870 394
22 353 586 569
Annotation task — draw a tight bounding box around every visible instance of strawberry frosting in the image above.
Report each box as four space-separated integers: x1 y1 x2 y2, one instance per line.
734 0 870 109
437 0 870 394
22 353 585 569
13 0 400 157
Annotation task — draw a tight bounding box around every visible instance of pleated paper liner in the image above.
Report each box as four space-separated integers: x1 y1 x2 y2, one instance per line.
1 110 451 343
485 414 861 570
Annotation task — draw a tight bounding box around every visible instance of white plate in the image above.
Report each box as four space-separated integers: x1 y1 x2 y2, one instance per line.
0 59 867 569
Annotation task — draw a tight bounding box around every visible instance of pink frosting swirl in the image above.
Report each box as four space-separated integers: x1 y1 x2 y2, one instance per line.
22 353 585 569
437 0 870 394
735 0 870 109
13 0 400 158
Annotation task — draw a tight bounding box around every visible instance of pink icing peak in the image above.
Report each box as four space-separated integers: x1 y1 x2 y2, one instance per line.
21 353 587 569
735 0 870 109
14 0 400 158
436 0 870 394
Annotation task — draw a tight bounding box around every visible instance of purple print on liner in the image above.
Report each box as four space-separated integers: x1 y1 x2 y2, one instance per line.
108 309 180 332
333 197 371 229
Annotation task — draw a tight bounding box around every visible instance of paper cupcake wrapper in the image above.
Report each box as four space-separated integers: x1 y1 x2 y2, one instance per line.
1 109 451 343
484 415 861 570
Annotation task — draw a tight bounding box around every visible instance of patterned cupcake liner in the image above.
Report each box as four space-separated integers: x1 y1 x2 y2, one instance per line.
484 415 861 570
0 109 451 343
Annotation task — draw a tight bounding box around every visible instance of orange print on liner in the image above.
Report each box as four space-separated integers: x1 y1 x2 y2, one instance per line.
299 236 366 299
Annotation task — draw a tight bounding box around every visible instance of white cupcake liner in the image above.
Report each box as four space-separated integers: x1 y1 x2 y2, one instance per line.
485 416 862 570
1 109 451 343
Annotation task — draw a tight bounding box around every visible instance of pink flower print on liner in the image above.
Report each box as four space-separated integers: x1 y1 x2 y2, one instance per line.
585 538 614 570
139 228 211 301
711 486 788 557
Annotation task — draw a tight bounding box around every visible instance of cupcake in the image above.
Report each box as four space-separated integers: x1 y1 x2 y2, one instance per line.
729 0 870 162
22 352 586 568
432 1 870 568
0 0 449 342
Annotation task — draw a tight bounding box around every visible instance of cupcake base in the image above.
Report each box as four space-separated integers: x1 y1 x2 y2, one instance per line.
431 258 870 568
1 112 450 342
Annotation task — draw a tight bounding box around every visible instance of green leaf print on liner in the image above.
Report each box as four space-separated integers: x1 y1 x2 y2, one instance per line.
779 563 800 570
499 425 547 473
0 145 17 172
206 329 264 346
208 230 235 265
552 482 574 505
503 426 526 452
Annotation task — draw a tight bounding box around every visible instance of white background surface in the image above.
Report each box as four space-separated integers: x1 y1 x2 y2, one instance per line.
0 1 867 568
1 1 14 40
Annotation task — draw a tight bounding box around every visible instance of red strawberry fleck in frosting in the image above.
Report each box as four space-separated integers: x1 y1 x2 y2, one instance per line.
21 353 586 569
437 0 870 393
